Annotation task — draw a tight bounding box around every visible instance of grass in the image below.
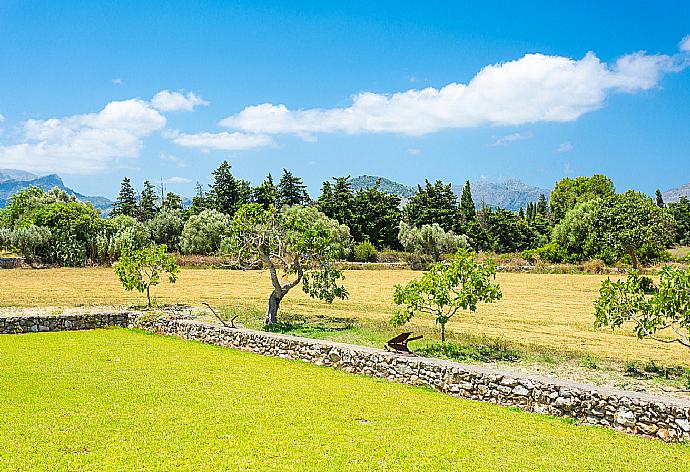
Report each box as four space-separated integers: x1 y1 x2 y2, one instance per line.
0 328 688 471
1 267 689 366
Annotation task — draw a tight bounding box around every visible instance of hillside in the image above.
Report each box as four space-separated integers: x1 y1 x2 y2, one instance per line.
349 175 417 198
662 181 690 204
0 172 112 210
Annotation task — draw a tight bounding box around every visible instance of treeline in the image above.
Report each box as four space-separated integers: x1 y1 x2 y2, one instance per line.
1 160 689 268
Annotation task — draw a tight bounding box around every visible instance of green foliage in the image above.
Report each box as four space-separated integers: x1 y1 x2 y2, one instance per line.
180 209 230 255
550 174 615 222
398 221 468 261
668 196 690 245
416 339 520 362
147 208 185 251
162 191 184 211
392 249 502 341
352 181 401 248
522 242 568 263
252 173 278 208
189 182 209 216
277 168 310 206
482 207 536 253
208 161 251 216
404 179 459 232
552 198 601 261
459 180 476 223
223 204 348 324
111 177 138 218
353 241 377 262
592 191 676 268
138 180 158 221
8 225 52 262
594 267 690 349
114 244 178 307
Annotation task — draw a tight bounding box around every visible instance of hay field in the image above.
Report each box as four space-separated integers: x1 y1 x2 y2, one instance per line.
0 267 686 364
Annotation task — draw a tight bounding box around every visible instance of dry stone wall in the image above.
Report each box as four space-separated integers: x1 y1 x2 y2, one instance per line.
2 311 689 442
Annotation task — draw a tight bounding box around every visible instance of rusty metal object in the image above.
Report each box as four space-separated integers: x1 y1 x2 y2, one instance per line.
386 332 422 355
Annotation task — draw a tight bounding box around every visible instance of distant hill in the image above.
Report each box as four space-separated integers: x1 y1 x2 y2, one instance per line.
0 172 112 211
349 175 547 212
662 181 690 204
458 178 549 212
349 175 417 198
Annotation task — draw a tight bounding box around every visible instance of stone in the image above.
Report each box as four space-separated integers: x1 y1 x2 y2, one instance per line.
512 385 530 396
615 408 636 427
675 419 690 432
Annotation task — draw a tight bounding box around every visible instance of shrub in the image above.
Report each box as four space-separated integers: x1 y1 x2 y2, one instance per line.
147 208 185 251
353 241 377 262
398 222 468 261
9 225 52 262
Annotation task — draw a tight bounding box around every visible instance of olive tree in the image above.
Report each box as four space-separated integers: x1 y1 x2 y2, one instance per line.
222 204 348 325
595 267 690 349
180 209 229 255
398 222 468 261
114 244 178 307
392 249 502 342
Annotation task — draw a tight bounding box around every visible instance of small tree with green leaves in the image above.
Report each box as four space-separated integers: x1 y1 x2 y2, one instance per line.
222 203 348 325
594 267 690 349
114 244 178 307
392 249 502 342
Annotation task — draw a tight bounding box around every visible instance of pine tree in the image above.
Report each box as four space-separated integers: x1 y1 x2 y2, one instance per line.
536 193 549 217
518 207 525 219
277 168 310 206
404 180 458 232
112 177 138 218
190 182 208 215
655 189 665 208
139 180 157 221
252 174 278 208
208 161 251 215
162 192 184 211
459 181 476 222
317 176 354 227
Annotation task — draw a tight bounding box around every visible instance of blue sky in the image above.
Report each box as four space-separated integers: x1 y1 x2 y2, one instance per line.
0 1 689 198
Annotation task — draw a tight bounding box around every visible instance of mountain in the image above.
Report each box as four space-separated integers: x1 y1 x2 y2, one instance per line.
349 175 547 212
349 175 417 198
0 172 112 211
459 178 549 212
662 181 690 204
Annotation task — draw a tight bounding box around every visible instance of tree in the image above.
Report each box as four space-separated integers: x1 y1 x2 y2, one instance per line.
162 192 184 211
180 209 230 255
277 169 310 206
536 193 549 218
317 176 354 229
668 196 690 245
550 174 615 222
592 191 675 269
404 180 458 232
252 173 278 208
112 177 138 218
655 189 665 208
147 208 185 251
483 207 536 253
594 267 690 349
139 180 157 221
398 222 468 261
114 244 178 307
352 180 401 248
551 199 602 261
459 181 476 223
223 204 348 325
391 249 502 342
9 225 52 262
190 182 208 215
208 161 251 216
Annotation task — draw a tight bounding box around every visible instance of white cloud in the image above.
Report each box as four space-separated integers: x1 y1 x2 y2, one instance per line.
0 114 5 123
167 130 274 150
220 42 688 137
680 35 690 52
162 176 192 184
557 141 574 153
151 90 209 112
490 131 532 146
406 148 421 155
112 78 123 85
0 99 166 174
160 152 187 167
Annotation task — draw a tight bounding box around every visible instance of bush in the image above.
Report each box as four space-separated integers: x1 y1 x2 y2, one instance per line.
9 225 52 262
147 208 185 251
416 339 520 362
398 222 468 261
353 241 377 262
180 209 230 255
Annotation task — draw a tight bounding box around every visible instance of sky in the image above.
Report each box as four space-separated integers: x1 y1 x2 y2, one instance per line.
0 0 689 199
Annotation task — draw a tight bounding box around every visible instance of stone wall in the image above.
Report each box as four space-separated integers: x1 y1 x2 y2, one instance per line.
2 311 689 442
0 312 130 334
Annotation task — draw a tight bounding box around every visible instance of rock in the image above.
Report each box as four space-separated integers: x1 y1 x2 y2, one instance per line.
616 408 636 427
675 419 690 432
513 385 530 396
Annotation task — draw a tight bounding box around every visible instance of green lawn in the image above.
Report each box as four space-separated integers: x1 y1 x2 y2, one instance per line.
0 329 687 471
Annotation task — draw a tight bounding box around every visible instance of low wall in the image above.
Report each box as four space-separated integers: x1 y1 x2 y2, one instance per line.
3 311 690 442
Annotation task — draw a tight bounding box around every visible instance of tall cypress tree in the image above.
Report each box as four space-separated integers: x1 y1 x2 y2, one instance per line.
536 193 549 217
190 182 208 215
277 168 310 206
139 180 157 221
655 189 665 208
317 176 354 227
209 161 250 216
459 180 476 222
112 177 138 218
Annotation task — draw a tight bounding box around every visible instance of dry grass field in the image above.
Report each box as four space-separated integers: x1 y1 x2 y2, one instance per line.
0 267 687 365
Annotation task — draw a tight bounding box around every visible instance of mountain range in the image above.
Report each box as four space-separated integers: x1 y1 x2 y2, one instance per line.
662 182 690 204
0 170 112 210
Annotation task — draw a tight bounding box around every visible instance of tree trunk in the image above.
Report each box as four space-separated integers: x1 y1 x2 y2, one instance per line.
264 290 282 326
440 322 446 343
146 285 151 308
628 248 639 270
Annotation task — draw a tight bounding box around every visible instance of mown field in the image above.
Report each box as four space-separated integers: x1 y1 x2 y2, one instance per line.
0 329 687 471
0 267 687 365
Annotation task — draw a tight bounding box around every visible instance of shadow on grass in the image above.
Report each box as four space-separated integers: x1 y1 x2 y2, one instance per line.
265 314 357 335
